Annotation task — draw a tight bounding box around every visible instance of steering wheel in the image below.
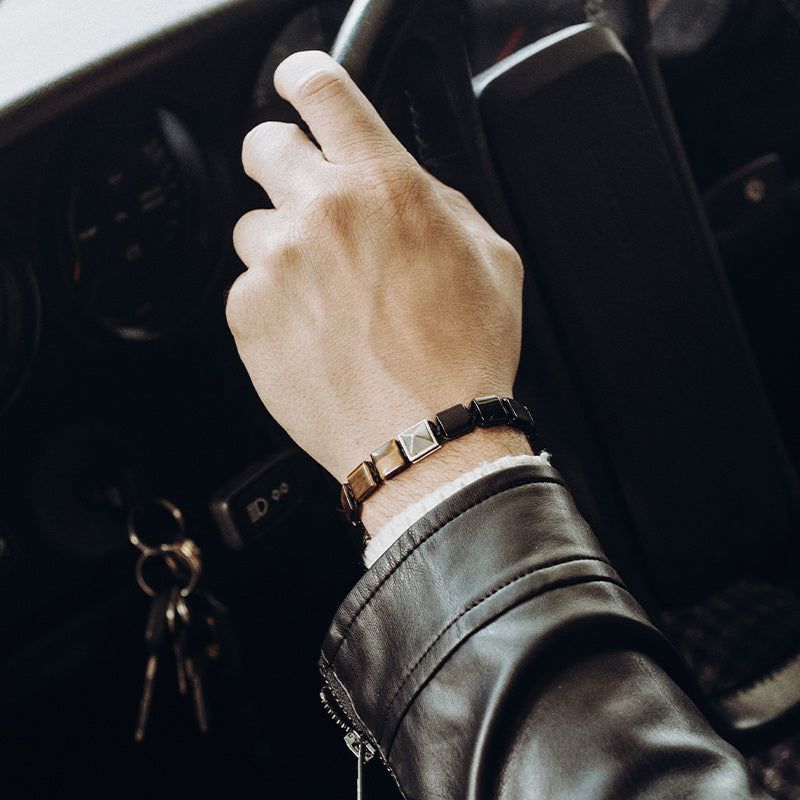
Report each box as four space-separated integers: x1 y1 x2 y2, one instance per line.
329 0 800 737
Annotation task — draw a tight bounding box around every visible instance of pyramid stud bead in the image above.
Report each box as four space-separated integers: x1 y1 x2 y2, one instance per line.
397 420 441 463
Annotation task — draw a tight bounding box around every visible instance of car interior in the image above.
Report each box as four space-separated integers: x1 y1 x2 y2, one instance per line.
1 0 799 796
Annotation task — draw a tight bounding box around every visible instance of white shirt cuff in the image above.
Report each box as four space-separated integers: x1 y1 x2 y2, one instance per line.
363 452 551 568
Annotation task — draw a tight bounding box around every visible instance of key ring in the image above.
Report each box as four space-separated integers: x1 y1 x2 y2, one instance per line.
135 539 201 598
127 497 186 555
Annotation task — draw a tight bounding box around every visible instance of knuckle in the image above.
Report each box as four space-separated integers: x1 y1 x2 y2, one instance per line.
293 64 348 105
224 273 253 336
440 183 471 209
242 121 303 170
232 211 265 265
305 184 353 226
243 122 273 157
500 237 522 265
232 210 256 245
275 121 304 147
235 223 299 274
499 239 524 280
369 164 429 211
442 184 465 203
272 236 301 266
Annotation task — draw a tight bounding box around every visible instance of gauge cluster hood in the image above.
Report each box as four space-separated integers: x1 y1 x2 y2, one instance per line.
0 0 287 148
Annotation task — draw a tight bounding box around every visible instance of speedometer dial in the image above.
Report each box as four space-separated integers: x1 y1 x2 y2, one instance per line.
60 108 215 340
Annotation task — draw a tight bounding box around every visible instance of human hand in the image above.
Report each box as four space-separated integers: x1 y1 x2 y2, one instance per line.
228 51 527 504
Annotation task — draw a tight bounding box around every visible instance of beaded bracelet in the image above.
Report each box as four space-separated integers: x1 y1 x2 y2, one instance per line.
340 396 535 527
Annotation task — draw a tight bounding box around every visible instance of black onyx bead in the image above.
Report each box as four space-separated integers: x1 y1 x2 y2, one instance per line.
435 403 475 440
502 397 536 436
471 396 508 426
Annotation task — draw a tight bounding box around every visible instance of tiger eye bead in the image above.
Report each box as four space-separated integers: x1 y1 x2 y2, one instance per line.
370 439 409 480
346 461 380 503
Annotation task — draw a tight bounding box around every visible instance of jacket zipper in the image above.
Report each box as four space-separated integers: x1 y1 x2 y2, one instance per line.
320 673 380 799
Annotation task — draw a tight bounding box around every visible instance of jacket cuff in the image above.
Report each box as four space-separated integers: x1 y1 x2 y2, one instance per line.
320 463 678 758
363 453 550 567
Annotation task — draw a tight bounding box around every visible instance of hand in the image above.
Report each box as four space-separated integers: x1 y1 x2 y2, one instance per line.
228 50 526 494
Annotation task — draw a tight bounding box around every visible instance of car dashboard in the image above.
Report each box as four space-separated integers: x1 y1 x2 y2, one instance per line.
0 1 370 794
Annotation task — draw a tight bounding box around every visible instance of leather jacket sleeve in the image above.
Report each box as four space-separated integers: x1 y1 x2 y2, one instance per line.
320 464 769 799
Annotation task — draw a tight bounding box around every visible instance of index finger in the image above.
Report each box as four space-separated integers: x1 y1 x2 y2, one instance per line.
273 50 410 166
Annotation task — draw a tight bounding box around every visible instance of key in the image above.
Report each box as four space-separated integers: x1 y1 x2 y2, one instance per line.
183 598 215 734
184 588 242 735
182 588 234 734
129 498 211 739
134 588 170 742
166 588 190 696
185 655 210 734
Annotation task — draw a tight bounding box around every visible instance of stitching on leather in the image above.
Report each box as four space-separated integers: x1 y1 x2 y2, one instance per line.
329 473 563 663
377 557 616 737
385 576 643 759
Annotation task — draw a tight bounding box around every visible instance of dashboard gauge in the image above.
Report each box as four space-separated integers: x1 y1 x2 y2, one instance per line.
59 108 214 340
248 1 348 128
0 250 39 413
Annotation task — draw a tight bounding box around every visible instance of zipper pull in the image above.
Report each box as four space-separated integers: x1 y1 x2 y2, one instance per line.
344 730 375 800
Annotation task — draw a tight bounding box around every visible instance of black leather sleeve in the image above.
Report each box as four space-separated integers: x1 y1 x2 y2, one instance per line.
320 464 770 799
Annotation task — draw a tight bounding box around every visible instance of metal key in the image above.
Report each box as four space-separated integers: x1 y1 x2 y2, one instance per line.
134 588 170 742
182 594 224 734
185 657 210 734
183 620 210 736
166 587 190 696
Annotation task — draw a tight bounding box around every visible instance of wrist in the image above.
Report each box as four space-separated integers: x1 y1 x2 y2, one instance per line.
360 426 531 535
